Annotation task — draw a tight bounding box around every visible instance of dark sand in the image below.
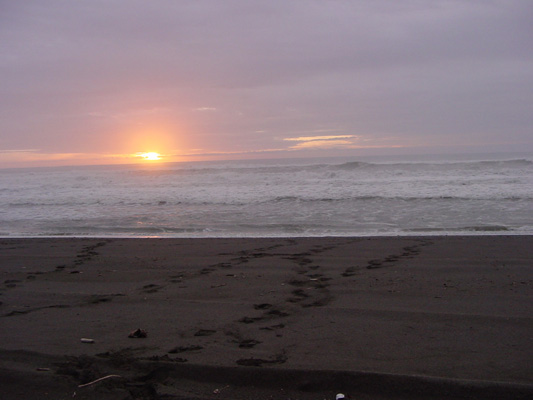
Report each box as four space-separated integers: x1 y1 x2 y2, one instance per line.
0 236 532 399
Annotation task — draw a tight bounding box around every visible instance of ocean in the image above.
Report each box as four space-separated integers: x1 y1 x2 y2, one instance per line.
1 153 532 237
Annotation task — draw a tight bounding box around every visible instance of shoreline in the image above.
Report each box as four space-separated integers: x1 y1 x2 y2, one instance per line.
1 231 531 239
1 236 532 399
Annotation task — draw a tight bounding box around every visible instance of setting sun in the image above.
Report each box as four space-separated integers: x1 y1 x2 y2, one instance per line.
137 152 161 161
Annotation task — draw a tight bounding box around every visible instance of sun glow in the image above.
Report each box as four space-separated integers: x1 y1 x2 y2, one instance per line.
137 152 162 161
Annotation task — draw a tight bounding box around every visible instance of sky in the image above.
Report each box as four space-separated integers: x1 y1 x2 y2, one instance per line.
1 0 532 168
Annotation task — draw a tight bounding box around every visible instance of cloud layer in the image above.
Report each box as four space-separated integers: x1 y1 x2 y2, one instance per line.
1 0 532 166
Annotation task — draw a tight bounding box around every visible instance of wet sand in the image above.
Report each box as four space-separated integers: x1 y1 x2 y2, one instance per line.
0 236 532 399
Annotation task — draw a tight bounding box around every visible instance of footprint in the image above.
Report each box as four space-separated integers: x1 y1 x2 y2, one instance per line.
239 316 263 324
236 354 287 367
287 289 309 303
238 339 261 348
141 284 164 293
168 345 203 353
4 279 21 288
147 354 188 363
87 294 125 304
341 266 357 277
266 309 289 317
200 268 215 275
366 260 383 269
287 279 308 287
213 262 232 268
169 274 184 283
259 323 285 331
88 295 112 304
253 303 272 310
194 329 216 337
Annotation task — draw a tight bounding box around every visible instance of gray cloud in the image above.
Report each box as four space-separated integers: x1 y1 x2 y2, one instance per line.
1 0 532 165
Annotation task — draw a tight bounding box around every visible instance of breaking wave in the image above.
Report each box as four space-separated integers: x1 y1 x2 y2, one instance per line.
1 154 532 237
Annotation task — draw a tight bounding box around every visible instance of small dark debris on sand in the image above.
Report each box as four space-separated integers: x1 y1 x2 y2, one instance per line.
128 328 147 338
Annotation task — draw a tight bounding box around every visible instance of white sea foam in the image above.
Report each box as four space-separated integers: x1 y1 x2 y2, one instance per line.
1 153 532 237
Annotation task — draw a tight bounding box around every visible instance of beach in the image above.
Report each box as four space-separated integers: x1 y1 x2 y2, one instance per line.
0 236 532 399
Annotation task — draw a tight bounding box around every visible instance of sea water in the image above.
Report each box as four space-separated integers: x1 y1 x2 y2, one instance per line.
1 153 532 237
